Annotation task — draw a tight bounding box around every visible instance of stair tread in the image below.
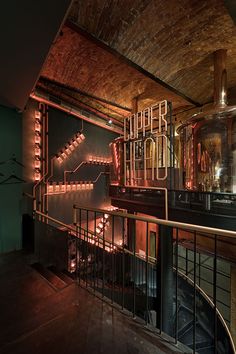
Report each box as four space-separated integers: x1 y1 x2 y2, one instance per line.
48 266 74 285
31 263 67 290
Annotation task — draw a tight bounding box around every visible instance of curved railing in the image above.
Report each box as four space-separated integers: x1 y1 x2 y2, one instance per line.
33 207 236 353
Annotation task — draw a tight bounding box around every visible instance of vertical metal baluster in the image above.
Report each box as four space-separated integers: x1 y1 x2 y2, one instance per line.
79 208 82 285
86 209 88 288
145 222 149 325
94 211 96 292
122 216 125 310
193 231 197 353
160 226 163 334
102 212 105 298
97 213 100 292
112 214 115 304
133 218 136 318
175 228 179 344
75 228 78 284
214 234 217 354
186 248 188 276
199 253 201 287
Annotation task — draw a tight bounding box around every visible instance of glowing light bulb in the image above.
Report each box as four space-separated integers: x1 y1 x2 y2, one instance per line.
76 136 82 143
62 151 67 159
80 133 85 140
57 156 63 164
34 170 41 181
73 140 79 147
35 111 41 119
60 184 65 192
35 133 41 144
35 144 41 156
35 120 41 132
34 158 41 169
65 147 71 155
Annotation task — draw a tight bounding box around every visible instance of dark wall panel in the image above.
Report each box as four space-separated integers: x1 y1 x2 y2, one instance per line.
0 105 22 253
47 106 118 224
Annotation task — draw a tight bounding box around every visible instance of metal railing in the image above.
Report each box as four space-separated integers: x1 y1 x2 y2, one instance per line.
109 185 236 217
175 245 231 325
71 204 236 354
33 208 236 353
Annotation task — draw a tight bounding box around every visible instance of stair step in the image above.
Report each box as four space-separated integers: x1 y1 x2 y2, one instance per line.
31 263 67 290
48 266 74 285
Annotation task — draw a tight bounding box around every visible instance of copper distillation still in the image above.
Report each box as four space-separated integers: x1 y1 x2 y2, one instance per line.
177 49 236 193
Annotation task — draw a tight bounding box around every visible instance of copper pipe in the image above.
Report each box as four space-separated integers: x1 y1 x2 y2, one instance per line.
214 49 227 107
30 93 122 134
132 97 138 114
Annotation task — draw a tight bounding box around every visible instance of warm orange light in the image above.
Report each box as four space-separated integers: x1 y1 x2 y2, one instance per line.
61 151 67 159
72 140 79 147
35 133 41 144
57 156 63 164
88 156 111 165
35 120 41 132
35 144 41 156
65 146 71 155
55 133 86 163
34 169 41 181
46 181 93 194
35 110 41 119
34 159 41 169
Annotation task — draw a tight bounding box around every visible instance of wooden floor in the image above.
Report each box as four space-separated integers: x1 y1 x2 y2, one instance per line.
0 251 185 354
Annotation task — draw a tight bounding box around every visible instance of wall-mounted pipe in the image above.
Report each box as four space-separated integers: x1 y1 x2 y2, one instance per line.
30 92 123 135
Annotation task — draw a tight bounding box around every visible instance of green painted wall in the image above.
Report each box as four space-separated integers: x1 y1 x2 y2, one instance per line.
0 105 22 253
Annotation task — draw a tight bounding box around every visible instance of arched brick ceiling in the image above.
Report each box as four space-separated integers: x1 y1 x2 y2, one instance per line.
40 25 192 120
69 0 236 105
